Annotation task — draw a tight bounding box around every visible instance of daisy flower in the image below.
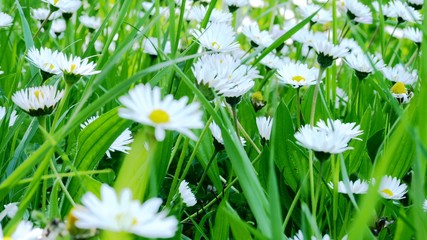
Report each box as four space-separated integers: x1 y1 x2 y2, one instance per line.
340 38 363 54
118 84 204 141
56 53 101 84
335 87 348 109
294 119 363 160
72 184 178 238
408 0 423 9
344 53 385 79
224 0 249 12
178 180 197 207
142 37 172 56
30 8 62 21
26 47 62 79
343 0 372 24
192 53 259 98
241 23 274 48
382 64 418 85
298 4 332 24
192 23 240 52
0 202 19 221
0 107 18 127
328 179 369 194
57 0 82 14
386 1 421 23
79 15 102 32
81 116 133 158
42 0 80 13
0 12 13 28
187 5 232 23
12 85 64 116
0 221 43 240
276 61 320 88
260 52 283 70
403 26 422 44
312 39 349 68
390 82 413 104
50 18 66 39
210 121 246 149
256 116 273 141
378 176 408 200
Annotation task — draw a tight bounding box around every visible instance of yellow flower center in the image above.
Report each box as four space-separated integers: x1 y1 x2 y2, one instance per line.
54 0 59 5
252 91 264 102
381 188 394 197
391 82 407 94
34 90 44 99
292 75 306 82
70 63 77 73
132 217 138 225
211 41 220 49
149 109 170 124
4 237 13 240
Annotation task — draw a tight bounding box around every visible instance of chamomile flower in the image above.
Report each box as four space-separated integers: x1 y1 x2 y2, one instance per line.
382 64 418 85
187 5 232 23
343 0 373 24
50 18 66 39
294 119 363 160
79 15 101 31
408 0 423 9
378 176 408 200
72 184 178 238
42 0 80 12
403 26 422 44
390 82 413 104
12 85 64 116
57 0 82 14
26 47 62 79
0 221 43 240
0 107 17 127
256 116 273 141
178 180 197 207
276 62 320 88
0 12 13 27
118 84 204 141
344 53 385 79
312 39 349 68
241 23 274 48
340 38 363 54
328 179 369 194
81 116 133 158
56 53 101 84
260 52 283 70
192 23 240 52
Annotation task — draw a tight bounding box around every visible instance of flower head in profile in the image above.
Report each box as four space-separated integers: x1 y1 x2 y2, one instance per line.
385 1 421 23
118 84 204 141
0 202 19 221
344 53 385 79
142 37 172 56
294 119 363 160
0 12 13 27
312 39 349 68
276 61 320 88
241 23 274 48
81 116 133 158
210 121 246 150
192 23 240 52
256 116 273 141
12 85 64 116
378 176 408 200
299 4 332 24
328 179 369 194
42 0 81 13
224 0 248 12
72 184 178 238
343 0 372 24
187 5 232 23
178 180 197 207
30 8 62 21
79 15 102 31
403 26 422 44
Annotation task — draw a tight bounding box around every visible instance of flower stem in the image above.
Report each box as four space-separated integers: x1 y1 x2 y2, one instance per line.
195 150 218 194
166 136 188 207
310 67 325 126
296 87 301 129
33 10 53 39
50 83 71 133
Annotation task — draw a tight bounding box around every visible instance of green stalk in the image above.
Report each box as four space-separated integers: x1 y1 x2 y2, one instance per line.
50 83 72 133
166 137 189 207
195 151 218 194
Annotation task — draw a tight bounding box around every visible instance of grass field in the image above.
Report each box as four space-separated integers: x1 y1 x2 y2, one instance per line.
0 0 426 239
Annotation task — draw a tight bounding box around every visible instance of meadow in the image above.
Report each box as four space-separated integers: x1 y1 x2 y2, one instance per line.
0 0 426 239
